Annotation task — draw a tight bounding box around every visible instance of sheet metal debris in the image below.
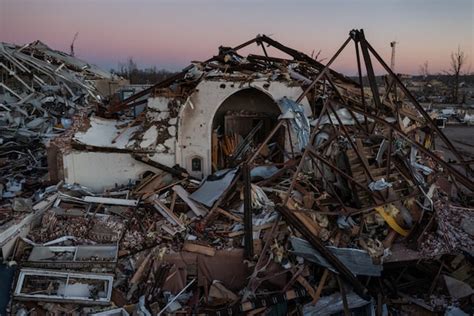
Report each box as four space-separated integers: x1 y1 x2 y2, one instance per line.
2 31 474 315
290 237 382 276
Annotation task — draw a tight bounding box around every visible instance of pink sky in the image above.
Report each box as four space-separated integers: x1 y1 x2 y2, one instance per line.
1 0 472 75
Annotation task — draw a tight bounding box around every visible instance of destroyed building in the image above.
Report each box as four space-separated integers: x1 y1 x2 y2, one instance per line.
0 40 128 199
0 40 125 284
51 38 327 190
1 30 474 315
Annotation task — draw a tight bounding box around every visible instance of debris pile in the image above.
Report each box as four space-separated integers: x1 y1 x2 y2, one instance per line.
0 40 121 198
2 30 473 315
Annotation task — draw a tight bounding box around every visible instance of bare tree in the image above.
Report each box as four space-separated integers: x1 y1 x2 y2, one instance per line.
419 61 430 78
445 46 468 103
127 57 138 75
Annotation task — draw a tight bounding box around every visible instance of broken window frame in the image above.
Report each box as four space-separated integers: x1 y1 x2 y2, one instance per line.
26 245 118 269
14 269 114 304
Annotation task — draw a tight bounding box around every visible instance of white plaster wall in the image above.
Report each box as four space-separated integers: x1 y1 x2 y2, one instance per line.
176 79 311 177
63 151 159 192
62 80 311 190
145 97 179 168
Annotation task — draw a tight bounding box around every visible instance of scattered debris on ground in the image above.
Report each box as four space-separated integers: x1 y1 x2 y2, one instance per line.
1 30 473 315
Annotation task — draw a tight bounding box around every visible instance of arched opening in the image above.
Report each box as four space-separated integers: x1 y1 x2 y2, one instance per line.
211 88 283 171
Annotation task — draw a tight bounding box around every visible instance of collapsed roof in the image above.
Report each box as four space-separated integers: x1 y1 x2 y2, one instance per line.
107 34 359 115
0 40 122 199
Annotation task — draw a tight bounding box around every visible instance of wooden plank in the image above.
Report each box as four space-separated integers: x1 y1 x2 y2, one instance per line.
153 199 185 229
216 207 243 223
182 242 216 257
83 196 138 206
278 205 369 299
134 173 171 195
172 185 208 217
312 268 329 305
297 275 318 302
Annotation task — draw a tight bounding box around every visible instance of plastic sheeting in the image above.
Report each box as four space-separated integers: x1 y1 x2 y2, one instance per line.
277 97 310 150
303 291 374 316
290 237 383 276
250 166 279 180
369 178 392 191
190 168 238 207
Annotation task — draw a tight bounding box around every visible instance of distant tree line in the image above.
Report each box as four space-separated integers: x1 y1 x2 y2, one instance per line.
418 46 472 104
350 46 472 104
111 57 178 84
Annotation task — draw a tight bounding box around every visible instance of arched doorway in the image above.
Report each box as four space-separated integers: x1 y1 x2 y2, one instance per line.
211 88 282 171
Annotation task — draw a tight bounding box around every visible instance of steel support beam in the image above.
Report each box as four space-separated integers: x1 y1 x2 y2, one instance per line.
353 30 382 110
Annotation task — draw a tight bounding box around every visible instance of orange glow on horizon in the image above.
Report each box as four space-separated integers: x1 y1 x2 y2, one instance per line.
1 0 472 74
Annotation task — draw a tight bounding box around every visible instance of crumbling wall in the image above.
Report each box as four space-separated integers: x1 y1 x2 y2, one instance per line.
141 96 180 168
58 79 311 190
56 96 179 192
176 79 311 177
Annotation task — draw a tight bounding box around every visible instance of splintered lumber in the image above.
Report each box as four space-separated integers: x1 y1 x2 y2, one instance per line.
312 269 330 305
282 194 321 236
297 275 318 302
133 154 191 179
130 248 155 284
134 172 173 195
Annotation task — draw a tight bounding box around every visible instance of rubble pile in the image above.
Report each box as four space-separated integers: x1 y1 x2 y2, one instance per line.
0 40 117 199
1 30 473 315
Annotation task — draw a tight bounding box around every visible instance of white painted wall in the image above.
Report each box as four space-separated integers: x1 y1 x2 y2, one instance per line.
62 79 310 190
176 79 311 177
63 151 159 192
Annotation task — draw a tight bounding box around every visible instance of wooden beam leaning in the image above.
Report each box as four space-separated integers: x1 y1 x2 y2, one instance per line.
277 205 370 300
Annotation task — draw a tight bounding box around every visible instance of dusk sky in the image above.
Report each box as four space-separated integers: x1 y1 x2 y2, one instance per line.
1 0 472 75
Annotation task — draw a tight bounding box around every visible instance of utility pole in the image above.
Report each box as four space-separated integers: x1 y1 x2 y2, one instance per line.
390 41 397 71
390 41 398 100
70 32 79 57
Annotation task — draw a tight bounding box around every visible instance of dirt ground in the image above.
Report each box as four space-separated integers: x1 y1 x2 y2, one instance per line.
435 125 474 182
436 125 474 160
